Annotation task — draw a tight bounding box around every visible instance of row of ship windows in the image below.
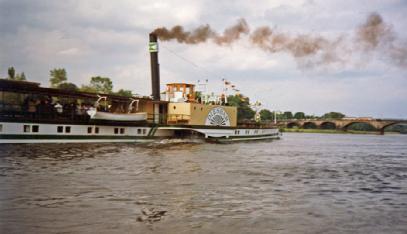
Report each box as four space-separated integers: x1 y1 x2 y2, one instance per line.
19 125 147 135
234 129 268 135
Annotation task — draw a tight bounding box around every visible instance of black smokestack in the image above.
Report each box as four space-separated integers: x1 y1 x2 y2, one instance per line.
149 33 160 101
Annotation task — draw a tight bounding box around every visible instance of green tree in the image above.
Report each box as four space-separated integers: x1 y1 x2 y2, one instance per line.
49 68 67 88
259 109 273 121
20 72 26 81
227 94 255 121
58 82 78 91
282 111 293 120
14 72 26 81
194 91 202 101
294 112 305 119
8 67 15 79
322 112 345 119
115 89 133 97
305 114 317 119
81 76 113 94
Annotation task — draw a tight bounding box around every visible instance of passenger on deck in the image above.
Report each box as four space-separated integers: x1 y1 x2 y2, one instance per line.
76 102 83 115
23 97 30 112
70 102 77 118
28 99 37 117
54 102 63 114
36 100 46 117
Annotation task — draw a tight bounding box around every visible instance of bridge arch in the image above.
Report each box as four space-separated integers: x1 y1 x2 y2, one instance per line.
380 122 407 133
320 122 336 129
342 122 377 131
287 122 301 129
303 122 318 129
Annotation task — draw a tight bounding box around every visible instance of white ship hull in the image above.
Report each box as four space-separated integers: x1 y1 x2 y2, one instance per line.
0 122 280 144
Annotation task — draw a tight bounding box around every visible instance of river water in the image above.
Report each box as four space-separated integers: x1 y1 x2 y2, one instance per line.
0 133 406 234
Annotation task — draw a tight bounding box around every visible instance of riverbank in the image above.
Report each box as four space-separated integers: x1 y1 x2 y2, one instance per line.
280 128 386 135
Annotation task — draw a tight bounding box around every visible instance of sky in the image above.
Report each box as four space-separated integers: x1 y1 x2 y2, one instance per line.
0 0 406 118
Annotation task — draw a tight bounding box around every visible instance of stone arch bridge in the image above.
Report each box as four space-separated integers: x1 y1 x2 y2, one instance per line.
278 118 407 134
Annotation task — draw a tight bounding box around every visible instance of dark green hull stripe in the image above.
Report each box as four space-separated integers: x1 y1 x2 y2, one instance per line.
151 127 158 136
208 134 280 142
227 134 278 139
147 126 158 137
209 137 280 143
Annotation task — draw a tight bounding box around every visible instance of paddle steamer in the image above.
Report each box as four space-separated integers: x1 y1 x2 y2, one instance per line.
0 34 280 144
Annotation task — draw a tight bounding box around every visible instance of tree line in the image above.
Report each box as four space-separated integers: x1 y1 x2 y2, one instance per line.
48 68 133 97
258 110 346 121
223 94 346 122
6 67 26 81
4 67 133 97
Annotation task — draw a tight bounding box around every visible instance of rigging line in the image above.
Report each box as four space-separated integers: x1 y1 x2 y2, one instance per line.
160 44 229 80
161 45 201 69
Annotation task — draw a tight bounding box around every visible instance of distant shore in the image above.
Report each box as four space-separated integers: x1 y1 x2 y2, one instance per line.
280 128 404 135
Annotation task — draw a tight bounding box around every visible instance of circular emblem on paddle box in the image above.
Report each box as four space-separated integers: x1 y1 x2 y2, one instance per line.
205 107 231 126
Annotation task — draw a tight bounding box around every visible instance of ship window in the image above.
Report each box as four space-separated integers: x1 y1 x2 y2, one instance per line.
120 128 125 134
87 127 92 134
114 128 119 134
95 127 99 134
137 129 142 134
57 126 63 133
65 126 71 133
23 125 30 133
142 129 146 135
32 125 39 133
0 124 2 132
